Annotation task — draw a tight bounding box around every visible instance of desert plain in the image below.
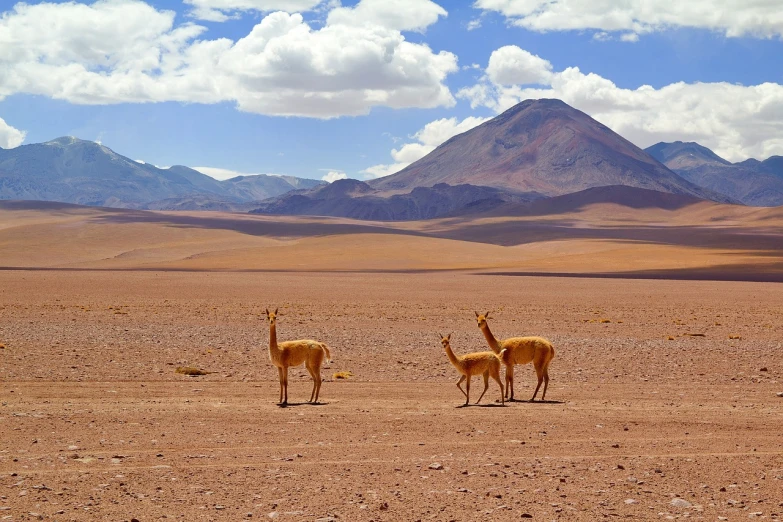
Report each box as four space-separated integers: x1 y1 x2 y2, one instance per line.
1 201 782 521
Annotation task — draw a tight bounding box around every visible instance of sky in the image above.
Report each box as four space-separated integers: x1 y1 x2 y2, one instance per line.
1 1 783 182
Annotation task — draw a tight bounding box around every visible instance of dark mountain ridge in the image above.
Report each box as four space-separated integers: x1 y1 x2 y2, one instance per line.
251 179 542 221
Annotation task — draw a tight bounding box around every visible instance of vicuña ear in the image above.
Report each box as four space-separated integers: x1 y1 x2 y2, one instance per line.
274 308 279 315
447 333 452 340
474 310 480 317
485 311 491 318
265 308 270 316
438 332 444 340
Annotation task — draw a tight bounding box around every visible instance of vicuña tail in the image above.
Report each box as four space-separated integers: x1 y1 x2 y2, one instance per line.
321 343 332 364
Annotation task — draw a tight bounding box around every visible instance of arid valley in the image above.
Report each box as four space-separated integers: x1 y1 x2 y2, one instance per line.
1 201 782 521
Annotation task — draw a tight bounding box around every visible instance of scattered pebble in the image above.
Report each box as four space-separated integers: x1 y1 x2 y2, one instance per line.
428 462 443 470
670 498 692 508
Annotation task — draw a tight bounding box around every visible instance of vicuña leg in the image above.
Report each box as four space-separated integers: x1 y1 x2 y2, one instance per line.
281 367 289 405
277 367 284 404
475 370 490 404
541 368 550 401
491 367 504 405
456 375 467 404
505 364 515 401
306 362 322 403
531 365 545 402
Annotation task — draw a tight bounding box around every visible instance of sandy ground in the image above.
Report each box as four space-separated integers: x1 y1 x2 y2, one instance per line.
1 201 783 278
1 271 782 521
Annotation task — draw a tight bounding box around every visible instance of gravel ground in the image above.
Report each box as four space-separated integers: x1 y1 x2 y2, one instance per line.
1 271 782 521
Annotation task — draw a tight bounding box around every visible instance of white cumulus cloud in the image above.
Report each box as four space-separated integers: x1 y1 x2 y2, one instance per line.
183 0 323 22
457 45 783 161
474 0 783 40
486 45 552 85
321 170 348 183
363 115 490 179
0 0 457 118
327 0 447 32
0 117 26 148
193 166 273 180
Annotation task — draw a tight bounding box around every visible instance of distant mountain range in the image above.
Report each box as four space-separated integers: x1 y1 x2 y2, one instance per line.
2 99 782 220
0 136 322 210
646 141 783 206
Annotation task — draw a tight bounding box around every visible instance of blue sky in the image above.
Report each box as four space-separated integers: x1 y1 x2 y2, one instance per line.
1 0 782 182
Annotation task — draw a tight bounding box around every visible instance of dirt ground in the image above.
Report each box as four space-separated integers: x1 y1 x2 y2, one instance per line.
1 271 782 521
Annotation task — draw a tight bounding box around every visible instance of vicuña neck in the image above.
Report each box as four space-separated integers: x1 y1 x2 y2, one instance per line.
443 343 461 368
480 323 502 353
269 322 279 352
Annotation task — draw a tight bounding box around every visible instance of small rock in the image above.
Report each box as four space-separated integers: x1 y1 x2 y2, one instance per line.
268 512 279 519
617 464 625 470
215 505 225 510
627 476 638 483
670 498 692 508
776 392 783 398
68 445 78 450
624 499 638 505
759 368 767 372
521 514 533 519
428 463 443 470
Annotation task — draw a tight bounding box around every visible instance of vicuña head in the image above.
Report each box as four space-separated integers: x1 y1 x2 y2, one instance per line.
475 310 491 329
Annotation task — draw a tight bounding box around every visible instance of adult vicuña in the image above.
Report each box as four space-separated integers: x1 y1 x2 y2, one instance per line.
475 311 555 402
439 333 505 407
265 308 332 405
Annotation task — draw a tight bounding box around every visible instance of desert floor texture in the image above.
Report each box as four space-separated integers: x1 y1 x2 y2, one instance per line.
1 203 782 521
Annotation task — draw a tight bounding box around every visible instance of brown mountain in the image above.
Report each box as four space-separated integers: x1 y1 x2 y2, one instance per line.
646 142 783 207
369 99 729 203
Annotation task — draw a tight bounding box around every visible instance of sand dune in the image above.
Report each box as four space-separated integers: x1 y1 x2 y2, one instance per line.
1 200 781 279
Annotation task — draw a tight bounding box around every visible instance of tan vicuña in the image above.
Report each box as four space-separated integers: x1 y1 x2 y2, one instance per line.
475 311 555 402
439 333 505 407
266 308 332 405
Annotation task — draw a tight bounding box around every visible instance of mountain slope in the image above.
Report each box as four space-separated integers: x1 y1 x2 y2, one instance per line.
0 137 322 209
369 99 728 202
646 142 783 206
